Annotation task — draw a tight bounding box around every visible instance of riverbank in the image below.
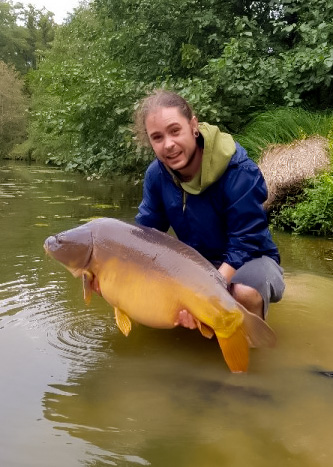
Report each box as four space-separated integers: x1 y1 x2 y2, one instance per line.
5 107 333 235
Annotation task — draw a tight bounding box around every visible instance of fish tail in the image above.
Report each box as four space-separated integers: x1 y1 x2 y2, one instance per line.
239 304 277 348
216 325 249 373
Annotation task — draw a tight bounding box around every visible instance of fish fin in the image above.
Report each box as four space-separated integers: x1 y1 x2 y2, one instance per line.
238 303 277 348
196 321 214 339
216 325 249 373
82 271 94 305
114 307 132 336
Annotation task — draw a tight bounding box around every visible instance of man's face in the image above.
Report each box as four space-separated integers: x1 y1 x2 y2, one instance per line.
145 106 198 173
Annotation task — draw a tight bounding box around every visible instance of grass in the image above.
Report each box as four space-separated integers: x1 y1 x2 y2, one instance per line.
235 107 333 163
234 107 333 235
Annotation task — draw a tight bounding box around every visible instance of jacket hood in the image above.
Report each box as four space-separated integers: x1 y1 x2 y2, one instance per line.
180 123 236 195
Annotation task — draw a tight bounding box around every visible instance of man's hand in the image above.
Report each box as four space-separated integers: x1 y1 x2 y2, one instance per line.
174 309 198 329
174 268 231 330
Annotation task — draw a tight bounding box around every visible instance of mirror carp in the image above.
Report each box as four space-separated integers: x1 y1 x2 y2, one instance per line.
44 217 276 373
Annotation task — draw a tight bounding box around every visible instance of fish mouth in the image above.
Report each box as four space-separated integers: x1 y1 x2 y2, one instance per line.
43 236 57 256
43 229 94 277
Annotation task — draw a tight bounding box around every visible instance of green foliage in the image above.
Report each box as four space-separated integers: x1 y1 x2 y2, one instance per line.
18 3 56 70
0 61 28 157
26 0 333 182
94 0 233 80
0 1 56 74
195 1 333 130
198 17 278 129
27 7 152 176
272 173 333 236
239 107 333 236
0 4 29 73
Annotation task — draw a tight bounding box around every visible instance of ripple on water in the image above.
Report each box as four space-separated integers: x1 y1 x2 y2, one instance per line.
46 310 114 370
0 264 115 371
0 276 61 318
85 450 151 466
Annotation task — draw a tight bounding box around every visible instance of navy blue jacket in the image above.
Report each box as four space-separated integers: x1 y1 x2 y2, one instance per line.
136 143 280 270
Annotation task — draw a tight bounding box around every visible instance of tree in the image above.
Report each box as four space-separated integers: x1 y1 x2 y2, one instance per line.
27 0 333 175
178 0 333 129
17 3 56 70
28 5 145 175
271 0 333 108
0 61 28 157
0 1 28 73
0 1 56 73
94 0 241 80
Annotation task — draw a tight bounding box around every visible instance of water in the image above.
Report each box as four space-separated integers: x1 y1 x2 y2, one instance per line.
1 161 333 467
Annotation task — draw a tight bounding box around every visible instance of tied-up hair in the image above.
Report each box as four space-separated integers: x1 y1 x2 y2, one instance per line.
133 89 194 147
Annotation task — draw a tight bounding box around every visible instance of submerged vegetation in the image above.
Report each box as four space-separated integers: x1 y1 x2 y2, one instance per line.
0 0 333 235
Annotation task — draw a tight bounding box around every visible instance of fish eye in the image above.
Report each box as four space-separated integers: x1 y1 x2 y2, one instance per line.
55 234 64 244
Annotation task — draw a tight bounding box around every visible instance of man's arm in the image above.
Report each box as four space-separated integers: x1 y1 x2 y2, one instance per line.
218 262 236 285
135 162 170 231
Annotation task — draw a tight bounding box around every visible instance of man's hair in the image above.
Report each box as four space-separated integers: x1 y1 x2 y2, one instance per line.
133 89 194 147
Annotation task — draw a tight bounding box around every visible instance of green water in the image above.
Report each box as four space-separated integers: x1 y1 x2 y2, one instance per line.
1 162 333 467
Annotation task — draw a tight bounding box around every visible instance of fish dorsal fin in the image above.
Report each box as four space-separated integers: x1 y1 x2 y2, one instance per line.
82 270 94 305
114 307 132 336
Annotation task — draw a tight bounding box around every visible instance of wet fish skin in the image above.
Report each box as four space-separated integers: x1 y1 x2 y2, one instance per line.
44 217 276 373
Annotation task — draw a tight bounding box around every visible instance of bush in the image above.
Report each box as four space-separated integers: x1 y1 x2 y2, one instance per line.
271 173 333 235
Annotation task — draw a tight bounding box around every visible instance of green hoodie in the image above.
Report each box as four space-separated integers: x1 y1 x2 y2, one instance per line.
168 122 236 195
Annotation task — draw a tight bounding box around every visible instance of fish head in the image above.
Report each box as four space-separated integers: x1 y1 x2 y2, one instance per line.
44 223 94 277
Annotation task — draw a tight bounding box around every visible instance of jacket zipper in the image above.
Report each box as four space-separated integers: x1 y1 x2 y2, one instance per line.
182 190 187 212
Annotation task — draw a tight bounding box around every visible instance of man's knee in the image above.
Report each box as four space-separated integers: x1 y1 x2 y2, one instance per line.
230 283 264 319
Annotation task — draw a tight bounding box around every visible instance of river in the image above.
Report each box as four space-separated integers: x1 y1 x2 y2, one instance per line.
1 161 333 467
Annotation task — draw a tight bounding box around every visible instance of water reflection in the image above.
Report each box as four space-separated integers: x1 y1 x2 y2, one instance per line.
37 270 333 467
274 230 333 276
1 162 333 467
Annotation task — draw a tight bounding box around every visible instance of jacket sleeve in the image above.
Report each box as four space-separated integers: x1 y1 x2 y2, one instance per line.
135 162 170 232
222 160 271 270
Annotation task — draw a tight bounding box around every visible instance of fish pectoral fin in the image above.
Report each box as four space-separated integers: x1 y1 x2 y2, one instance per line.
196 321 214 339
114 307 132 336
216 326 249 373
82 271 94 305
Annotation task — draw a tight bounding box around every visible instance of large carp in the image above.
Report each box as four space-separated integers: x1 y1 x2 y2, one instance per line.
44 218 276 373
